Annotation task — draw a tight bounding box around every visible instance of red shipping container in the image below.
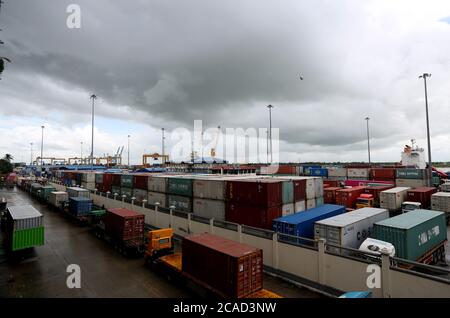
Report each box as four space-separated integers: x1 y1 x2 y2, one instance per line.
371 168 396 180
225 202 282 230
324 187 341 204
335 186 366 208
406 187 437 209
133 174 149 190
182 233 263 298
293 179 306 202
323 180 341 187
111 174 122 186
226 179 282 207
105 208 145 243
364 186 394 206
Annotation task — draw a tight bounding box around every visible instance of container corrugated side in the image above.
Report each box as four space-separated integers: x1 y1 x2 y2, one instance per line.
147 191 167 207
396 169 429 180
431 192 450 213
193 198 225 220
373 209 447 261
147 175 168 193
168 195 193 212
11 227 45 251
167 177 193 197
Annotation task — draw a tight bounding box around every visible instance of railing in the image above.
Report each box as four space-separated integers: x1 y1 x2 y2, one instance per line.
390 257 450 284
213 219 238 231
242 225 274 240
191 214 210 225
324 242 382 265
277 232 318 250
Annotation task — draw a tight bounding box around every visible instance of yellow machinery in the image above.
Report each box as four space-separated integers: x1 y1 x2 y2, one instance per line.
142 153 169 166
144 228 174 261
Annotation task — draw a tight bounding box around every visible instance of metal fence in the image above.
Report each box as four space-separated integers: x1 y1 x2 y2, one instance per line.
324 242 382 265
277 232 318 250
191 214 210 225
213 219 239 232
173 210 188 219
242 225 274 240
391 257 450 284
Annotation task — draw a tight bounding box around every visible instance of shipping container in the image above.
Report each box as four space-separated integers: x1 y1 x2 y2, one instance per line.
396 178 428 188
81 181 96 191
68 197 93 217
193 198 226 220
167 177 193 197
147 191 167 207
406 187 437 209
226 202 282 230
373 209 447 261
335 187 366 209
305 178 316 200
273 204 346 239
282 203 295 216
133 174 149 190
306 199 316 210
260 165 297 175
379 187 410 212
315 197 324 207
81 172 96 183
112 174 122 186
347 168 370 178
193 177 227 200
324 187 341 204
327 167 347 178
147 175 168 193
121 187 133 199
226 179 282 207
67 187 90 199
396 169 429 180
95 173 104 184
105 208 145 243
309 168 328 177
111 185 121 196
314 208 389 250
39 185 56 201
5 205 45 251
133 188 148 203
431 192 450 214
271 176 307 202
120 174 134 188
301 165 322 176
363 186 395 206
371 168 396 180
48 191 68 207
280 180 294 204
168 195 193 213
323 180 341 188
314 178 324 198
182 233 263 298
440 183 450 192
295 201 306 212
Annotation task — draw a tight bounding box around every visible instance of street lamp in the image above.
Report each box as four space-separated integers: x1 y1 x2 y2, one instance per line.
30 142 33 165
80 141 83 163
365 117 371 164
90 94 97 171
127 134 131 166
267 105 274 163
419 73 433 187
161 128 165 165
40 125 44 166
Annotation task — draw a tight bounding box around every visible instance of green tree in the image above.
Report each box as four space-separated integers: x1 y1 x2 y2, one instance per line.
3 153 13 162
0 159 13 174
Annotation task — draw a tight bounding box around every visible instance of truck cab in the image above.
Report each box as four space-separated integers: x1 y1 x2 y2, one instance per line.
356 194 374 209
401 201 421 214
144 228 175 262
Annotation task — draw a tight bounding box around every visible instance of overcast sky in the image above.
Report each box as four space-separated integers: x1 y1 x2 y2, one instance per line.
1 0 450 164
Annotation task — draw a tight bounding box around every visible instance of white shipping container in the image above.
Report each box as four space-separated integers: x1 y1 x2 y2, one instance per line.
147 175 168 193
282 203 295 216
147 191 167 207
81 172 96 183
314 207 390 250
316 197 324 207
379 187 410 211
81 182 96 191
193 177 227 200
327 167 347 177
67 187 90 198
48 191 68 207
7 206 43 230
295 201 306 212
306 199 316 210
396 178 428 188
314 178 323 198
431 192 450 213
440 183 450 192
347 168 370 178
133 188 148 203
193 198 226 220
305 177 316 200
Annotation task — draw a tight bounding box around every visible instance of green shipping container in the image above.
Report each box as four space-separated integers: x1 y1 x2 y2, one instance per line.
39 185 55 200
12 227 45 251
395 169 428 180
168 195 193 212
167 178 193 197
121 187 133 198
120 174 134 188
281 181 294 204
373 209 447 261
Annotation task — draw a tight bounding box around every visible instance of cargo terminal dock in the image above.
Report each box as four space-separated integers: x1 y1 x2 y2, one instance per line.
1 161 450 299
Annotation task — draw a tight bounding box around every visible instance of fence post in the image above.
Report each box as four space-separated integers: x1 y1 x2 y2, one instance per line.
317 238 326 285
238 224 243 243
272 232 279 269
381 252 391 298
209 218 214 234
169 206 175 228
154 203 160 228
187 213 192 234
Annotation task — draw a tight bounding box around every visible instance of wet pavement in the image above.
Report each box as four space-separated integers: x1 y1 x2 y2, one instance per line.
0 187 321 298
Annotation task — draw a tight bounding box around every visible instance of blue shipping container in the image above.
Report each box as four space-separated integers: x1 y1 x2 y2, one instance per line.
309 168 328 177
272 204 346 240
302 165 322 176
69 197 93 217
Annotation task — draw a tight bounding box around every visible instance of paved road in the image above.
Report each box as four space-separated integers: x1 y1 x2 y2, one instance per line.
0 187 321 298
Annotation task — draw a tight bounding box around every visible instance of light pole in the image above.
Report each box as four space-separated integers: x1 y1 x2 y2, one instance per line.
127 134 131 166
419 73 433 187
365 117 371 164
30 142 33 165
90 94 97 171
40 125 44 166
80 141 83 163
266 129 269 164
161 128 165 164
267 105 274 163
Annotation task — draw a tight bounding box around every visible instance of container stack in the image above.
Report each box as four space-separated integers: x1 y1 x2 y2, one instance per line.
166 176 194 212
147 174 168 207
347 168 370 181
95 172 104 193
323 187 341 204
5 205 45 251
81 172 96 190
132 174 149 204
182 233 263 298
395 169 430 188
335 186 366 209
363 185 394 207
379 187 410 213
111 174 122 197
193 176 231 220
30 183 43 196
120 174 134 200
324 167 347 181
371 168 396 183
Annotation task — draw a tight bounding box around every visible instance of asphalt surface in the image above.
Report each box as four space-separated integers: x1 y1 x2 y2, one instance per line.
0 187 321 298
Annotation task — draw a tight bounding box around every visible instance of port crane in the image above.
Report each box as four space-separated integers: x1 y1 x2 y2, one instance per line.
142 153 169 166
